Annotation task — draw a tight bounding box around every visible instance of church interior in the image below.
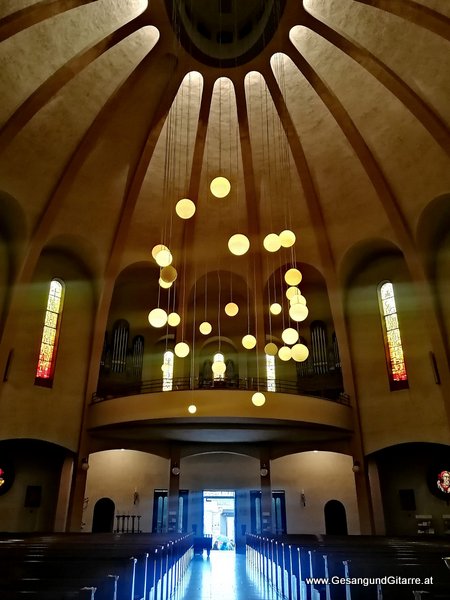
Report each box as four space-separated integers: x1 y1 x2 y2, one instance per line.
0 0 450 569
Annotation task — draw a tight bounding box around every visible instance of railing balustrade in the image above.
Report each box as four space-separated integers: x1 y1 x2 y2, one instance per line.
92 376 348 405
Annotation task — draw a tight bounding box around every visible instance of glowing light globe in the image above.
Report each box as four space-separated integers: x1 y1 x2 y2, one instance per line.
270 302 282 315
286 286 300 300
161 362 172 373
282 327 299 345
279 229 296 247
263 233 281 252
278 346 292 361
188 404 197 414
167 312 181 327
289 303 309 322
210 176 231 198
264 342 278 356
176 198 196 219
242 334 257 349
252 392 266 407
284 268 302 286
199 321 212 335
154 246 173 267
152 243 168 260
212 360 226 376
148 308 168 328
174 342 190 357
160 265 177 283
159 277 172 289
228 234 250 256
290 294 307 306
225 302 239 316
291 343 309 362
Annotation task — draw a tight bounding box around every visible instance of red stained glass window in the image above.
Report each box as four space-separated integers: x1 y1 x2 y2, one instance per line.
378 281 408 386
35 279 64 384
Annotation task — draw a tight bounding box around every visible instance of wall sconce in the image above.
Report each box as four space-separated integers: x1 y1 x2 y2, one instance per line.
352 461 361 473
300 490 306 507
171 465 181 476
80 458 89 471
260 466 269 477
133 489 139 505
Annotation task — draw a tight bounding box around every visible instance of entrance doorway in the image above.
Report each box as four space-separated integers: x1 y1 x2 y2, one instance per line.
92 497 115 533
324 499 348 535
203 490 235 551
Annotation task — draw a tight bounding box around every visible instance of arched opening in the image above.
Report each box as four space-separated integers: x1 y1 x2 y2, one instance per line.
324 499 348 535
92 497 115 533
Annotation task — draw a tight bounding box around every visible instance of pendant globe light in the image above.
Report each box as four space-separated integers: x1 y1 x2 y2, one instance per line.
167 312 181 327
225 302 239 316
148 308 168 328
282 327 299 345
291 343 309 362
228 233 250 256
270 302 282 315
285 268 302 286
152 244 173 267
188 404 197 414
286 286 299 300
199 321 212 335
242 334 257 349
174 341 190 358
278 345 292 361
289 303 309 322
279 229 296 248
160 265 177 284
263 233 281 252
264 342 278 356
176 198 196 219
210 176 231 198
252 392 266 407
290 294 307 306
212 357 226 376
159 277 173 289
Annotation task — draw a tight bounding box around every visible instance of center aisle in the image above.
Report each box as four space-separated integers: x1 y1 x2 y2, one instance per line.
174 550 282 600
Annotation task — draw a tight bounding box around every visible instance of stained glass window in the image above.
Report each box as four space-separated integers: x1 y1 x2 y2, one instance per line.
213 353 225 381
35 279 64 385
266 354 276 391
378 281 408 388
162 350 174 391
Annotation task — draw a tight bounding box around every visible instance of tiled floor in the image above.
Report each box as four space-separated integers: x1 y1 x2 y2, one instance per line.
174 550 282 600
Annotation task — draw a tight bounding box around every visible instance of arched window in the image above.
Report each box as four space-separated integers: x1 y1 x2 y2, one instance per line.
378 281 408 389
162 350 174 391
266 354 276 391
35 278 65 386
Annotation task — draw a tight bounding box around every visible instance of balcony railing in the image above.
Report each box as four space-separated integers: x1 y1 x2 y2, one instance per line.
91 376 349 405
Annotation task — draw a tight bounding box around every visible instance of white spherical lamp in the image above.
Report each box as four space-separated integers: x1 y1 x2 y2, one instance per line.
212 360 226 376
289 303 309 322
286 286 300 300
210 176 231 198
278 346 292 361
284 268 302 286
188 404 197 414
282 327 299 345
154 246 173 267
152 243 168 260
148 308 168 328
225 302 239 316
252 392 266 407
161 363 171 373
291 343 309 362
160 265 177 283
264 342 278 356
228 234 250 256
167 312 181 327
159 277 172 289
199 321 212 335
279 229 296 247
270 302 282 315
174 341 190 358
242 334 257 349
176 198 196 219
263 233 281 252
290 294 307 306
